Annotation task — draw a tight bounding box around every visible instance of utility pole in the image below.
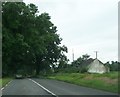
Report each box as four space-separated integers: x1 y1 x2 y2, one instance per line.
72 49 74 62
94 51 98 59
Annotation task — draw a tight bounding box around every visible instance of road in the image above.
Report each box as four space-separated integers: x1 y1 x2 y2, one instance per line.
2 79 52 96
2 78 118 96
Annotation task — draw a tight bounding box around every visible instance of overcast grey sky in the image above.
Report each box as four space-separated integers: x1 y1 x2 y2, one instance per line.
24 0 118 63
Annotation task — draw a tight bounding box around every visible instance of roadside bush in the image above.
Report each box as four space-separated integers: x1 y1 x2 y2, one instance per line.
55 67 80 73
80 67 87 73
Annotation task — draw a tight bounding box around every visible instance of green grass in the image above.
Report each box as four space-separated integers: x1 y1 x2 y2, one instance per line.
0 79 2 87
47 72 118 93
1 78 13 87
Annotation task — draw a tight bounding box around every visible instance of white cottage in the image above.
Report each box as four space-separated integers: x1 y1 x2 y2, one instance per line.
87 58 110 74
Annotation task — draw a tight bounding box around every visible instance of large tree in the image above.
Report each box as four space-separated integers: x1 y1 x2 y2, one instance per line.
2 2 67 76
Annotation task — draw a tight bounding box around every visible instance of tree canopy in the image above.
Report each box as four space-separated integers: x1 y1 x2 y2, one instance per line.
2 2 68 76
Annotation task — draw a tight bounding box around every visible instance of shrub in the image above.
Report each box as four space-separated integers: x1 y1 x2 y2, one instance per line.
80 67 87 73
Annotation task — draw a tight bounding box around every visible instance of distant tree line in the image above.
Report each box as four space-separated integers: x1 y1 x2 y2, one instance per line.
2 2 68 77
70 54 92 73
72 54 119 72
58 54 119 73
104 61 119 71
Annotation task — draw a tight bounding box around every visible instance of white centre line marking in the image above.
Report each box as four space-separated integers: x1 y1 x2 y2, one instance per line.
29 79 58 97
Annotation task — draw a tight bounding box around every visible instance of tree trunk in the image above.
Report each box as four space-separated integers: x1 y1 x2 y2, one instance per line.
35 62 40 75
35 56 42 75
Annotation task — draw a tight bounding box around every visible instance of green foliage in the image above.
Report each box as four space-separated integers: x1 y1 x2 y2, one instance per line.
69 54 93 73
55 67 80 73
93 71 118 79
2 2 68 76
2 77 13 87
71 54 91 67
80 67 87 73
48 72 118 93
105 61 119 71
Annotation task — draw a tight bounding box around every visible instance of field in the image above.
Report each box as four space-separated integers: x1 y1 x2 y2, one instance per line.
47 71 118 93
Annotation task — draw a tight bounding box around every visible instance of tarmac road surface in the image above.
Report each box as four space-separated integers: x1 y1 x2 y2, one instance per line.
32 78 117 95
2 78 118 96
2 78 52 96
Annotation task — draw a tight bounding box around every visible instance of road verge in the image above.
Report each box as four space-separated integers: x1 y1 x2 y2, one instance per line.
1 80 12 90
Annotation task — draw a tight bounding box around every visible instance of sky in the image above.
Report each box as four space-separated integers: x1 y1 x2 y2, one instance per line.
24 0 119 63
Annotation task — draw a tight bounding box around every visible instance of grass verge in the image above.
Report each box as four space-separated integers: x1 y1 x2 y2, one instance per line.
0 79 2 87
1 77 12 87
47 72 118 93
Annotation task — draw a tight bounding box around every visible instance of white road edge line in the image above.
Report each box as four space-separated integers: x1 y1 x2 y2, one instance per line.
29 79 58 97
1 80 12 90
